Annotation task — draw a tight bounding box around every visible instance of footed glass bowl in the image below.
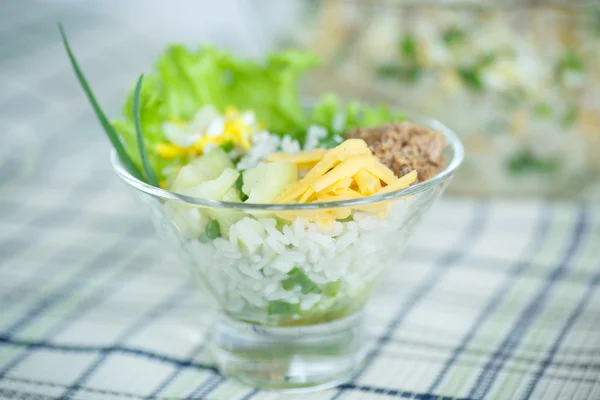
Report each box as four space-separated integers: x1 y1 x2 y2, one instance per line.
111 113 463 391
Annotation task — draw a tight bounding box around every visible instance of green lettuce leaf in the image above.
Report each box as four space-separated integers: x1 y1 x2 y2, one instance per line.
111 45 318 178
110 44 405 180
310 94 406 146
222 49 318 133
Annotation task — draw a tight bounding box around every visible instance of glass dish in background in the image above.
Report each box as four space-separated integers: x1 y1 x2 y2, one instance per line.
111 112 463 390
256 0 600 199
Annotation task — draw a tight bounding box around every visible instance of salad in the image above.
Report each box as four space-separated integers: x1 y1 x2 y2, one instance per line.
61 27 446 326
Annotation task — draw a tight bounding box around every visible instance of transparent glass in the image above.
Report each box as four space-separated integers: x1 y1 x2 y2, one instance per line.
111 114 463 390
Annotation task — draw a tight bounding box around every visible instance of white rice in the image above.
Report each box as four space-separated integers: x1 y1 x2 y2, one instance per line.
264 224 291 245
346 221 359 232
332 113 346 133
304 125 328 150
335 230 358 252
269 255 295 273
281 135 302 153
308 244 322 264
300 294 322 311
358 215 381 230
241 290 267 308
259 218 277 228
283 225 300 247
305 231 334 248
263 281 280 296
236 124 329 170
156 189 412 318
265 236 286 254
283 250 306 264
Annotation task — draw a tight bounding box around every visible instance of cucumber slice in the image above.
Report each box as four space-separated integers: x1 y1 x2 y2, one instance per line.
169 148 234 193
170 164 210 193
223 186 242 202
182 168 239 200
242 161 297 203
207 187 244 237
191 147 234 179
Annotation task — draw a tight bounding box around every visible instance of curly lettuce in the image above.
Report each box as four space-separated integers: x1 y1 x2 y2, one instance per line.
310 93 406 148
112 44 407 178
112 45 318 177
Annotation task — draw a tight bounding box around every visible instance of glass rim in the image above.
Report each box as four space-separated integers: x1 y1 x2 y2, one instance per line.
111 113 464 210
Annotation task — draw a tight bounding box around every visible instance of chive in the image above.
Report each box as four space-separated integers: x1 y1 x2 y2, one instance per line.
557 50 585 75
507 150 560 174
275 216 291 231
235 173 244 191
376 64 421 83
220 141 235 152
205 220 221 239
282 279 296 291
376 64 402 78
562 105 579 127
442 27 465 47
235 173 248 201
323 280 341 298
268 301 299 315
500 88 525 109
458 67 484 91
400 65 422 83
479 53 497 68
133 74 159 187
400 35 417 61
337 216 354 223
288 267 321 294
533 102 553 119
57 23 144 181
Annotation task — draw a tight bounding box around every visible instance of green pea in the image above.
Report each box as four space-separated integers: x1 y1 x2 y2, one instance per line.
205 220 221 239
268 301 299 315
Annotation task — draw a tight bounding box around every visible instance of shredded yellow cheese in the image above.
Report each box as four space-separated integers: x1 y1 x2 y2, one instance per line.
379 170 418 193
361 161 399 185
316 188 362 201
311 155 375 192
353 169 381 195
320 177 353 195
299 188 315 203
272 139 420 226
276 139 371 202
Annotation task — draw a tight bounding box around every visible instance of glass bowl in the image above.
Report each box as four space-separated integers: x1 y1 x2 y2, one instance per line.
111 113 464 391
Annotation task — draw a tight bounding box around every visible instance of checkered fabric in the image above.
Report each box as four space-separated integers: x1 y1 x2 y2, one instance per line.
1 2 600 399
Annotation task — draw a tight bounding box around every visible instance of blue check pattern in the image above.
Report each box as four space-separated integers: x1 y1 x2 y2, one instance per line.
1 2 600 399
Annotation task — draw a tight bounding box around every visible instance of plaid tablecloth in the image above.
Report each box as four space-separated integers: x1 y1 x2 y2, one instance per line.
1 2 600 399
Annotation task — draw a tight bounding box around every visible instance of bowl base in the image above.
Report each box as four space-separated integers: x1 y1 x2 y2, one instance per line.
206 313 367 392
